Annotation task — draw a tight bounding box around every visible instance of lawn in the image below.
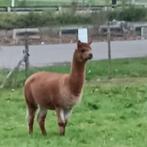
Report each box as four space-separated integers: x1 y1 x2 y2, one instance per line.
1 58 147 147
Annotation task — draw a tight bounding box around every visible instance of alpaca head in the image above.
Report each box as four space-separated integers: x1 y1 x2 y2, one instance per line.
74 40 93 63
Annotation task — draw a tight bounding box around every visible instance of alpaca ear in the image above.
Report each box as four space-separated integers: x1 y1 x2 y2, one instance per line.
77 40 82 48
88 40 92 45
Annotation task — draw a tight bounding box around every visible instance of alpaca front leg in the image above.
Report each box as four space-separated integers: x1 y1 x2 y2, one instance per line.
56 108 71 136
64 108 72 127
56 108 67 135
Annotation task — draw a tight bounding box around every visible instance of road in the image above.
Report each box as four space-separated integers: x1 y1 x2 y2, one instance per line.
0 39 147 69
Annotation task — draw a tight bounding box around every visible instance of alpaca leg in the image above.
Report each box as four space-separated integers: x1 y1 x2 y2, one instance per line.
56 108 71 135
64 108 72 127
37 107 47 135
56 108 65 135
27 106 37 134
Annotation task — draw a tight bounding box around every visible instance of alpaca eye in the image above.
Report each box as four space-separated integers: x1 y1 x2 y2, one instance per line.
81 49 85 53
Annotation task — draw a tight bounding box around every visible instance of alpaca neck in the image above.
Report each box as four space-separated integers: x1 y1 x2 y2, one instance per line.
69 56 86 96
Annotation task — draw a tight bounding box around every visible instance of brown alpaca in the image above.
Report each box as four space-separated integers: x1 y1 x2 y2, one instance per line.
24 40 93 136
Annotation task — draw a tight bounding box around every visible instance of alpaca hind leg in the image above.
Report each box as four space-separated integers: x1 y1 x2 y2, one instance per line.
27 106 37 134
37 106 47 135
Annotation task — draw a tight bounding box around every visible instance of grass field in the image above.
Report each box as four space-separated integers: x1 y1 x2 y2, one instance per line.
1 58 147 147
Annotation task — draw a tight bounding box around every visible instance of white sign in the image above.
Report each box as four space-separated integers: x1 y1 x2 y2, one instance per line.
11 0 15 7
78 28 88 43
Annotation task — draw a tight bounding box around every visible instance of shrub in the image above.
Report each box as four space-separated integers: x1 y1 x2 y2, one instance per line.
0 11 93 29
108 5 147 21
1 5 146 30
0 13 17 29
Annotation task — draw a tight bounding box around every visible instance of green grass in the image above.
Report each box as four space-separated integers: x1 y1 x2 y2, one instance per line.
1 58 147 146
1 57 147 88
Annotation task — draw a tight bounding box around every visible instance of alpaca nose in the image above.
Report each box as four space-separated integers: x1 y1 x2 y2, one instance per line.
88 53 93 59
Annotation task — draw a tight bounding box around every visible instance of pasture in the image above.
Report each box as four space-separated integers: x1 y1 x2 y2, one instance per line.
0 58 147 147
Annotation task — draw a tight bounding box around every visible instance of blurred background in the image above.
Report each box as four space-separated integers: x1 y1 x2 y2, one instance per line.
0 0 146 45
0 0 147 79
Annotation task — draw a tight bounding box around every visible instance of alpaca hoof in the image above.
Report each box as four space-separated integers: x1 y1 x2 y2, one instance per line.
60 132 65 136
42 131 47 136
43 133 47 136
29 130 33 135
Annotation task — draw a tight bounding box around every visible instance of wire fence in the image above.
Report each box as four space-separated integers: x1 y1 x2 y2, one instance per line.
0 21 146 46
0 0 105 7
0 22 147 88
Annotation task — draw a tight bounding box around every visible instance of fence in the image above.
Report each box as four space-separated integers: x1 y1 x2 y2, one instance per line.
0 21 145 46
0 22 147 88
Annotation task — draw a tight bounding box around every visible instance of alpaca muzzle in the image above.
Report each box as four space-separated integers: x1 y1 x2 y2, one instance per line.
87 53 93 60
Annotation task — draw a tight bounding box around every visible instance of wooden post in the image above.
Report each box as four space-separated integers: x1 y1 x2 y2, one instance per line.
24 32 29 77
59 28 62 43
107 21 112 79
0 32 30 88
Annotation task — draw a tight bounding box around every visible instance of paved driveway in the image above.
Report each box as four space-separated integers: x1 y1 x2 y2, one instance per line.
0 40 147 68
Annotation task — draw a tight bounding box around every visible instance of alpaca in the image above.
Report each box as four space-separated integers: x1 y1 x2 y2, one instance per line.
24 40 93 136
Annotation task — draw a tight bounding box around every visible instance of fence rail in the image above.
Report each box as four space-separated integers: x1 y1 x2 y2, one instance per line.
0 4 131 12
0 5 102 12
